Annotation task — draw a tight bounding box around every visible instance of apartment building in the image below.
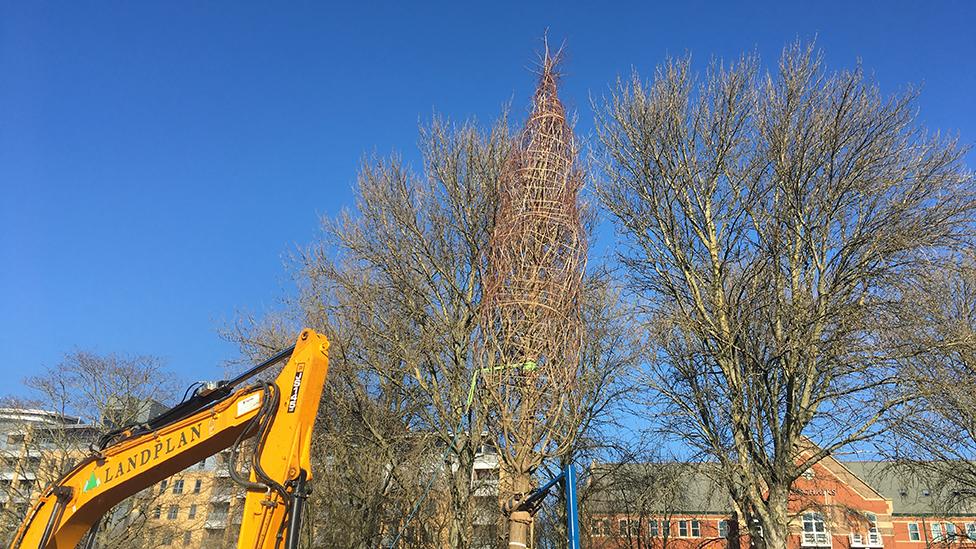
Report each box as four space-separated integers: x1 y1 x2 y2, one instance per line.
0 408 102 529
0 405 253 548
588 454 976 549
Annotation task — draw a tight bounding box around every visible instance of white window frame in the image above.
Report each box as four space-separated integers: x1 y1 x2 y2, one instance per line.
718 520 729 539
946 523 957 540
908 523 920 542
691 520 701 537
650 520 659 537
867 513 882 546
679 520 689 537
931 523 943 542
965 522 976 541
801 512 831 547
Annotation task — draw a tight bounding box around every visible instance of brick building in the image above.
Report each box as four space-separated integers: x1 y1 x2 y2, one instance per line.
588 454 976 549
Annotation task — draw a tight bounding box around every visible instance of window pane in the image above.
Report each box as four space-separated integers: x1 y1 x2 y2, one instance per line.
719 520 729 539
692 520 701 537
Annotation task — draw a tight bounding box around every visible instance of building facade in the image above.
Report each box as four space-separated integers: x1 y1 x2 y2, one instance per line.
588 454 976 549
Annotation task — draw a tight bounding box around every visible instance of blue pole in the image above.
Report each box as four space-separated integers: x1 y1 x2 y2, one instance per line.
564 463 581 549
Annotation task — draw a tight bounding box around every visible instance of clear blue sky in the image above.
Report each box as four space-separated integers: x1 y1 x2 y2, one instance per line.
2 1 974 393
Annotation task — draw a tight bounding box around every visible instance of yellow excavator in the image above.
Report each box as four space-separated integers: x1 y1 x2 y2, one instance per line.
9 328 330 549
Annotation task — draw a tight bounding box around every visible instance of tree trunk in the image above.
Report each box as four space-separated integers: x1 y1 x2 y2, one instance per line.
507 472 533 549
758 487 791 549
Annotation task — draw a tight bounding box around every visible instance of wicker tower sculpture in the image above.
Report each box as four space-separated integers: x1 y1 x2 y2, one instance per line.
482 47 586 548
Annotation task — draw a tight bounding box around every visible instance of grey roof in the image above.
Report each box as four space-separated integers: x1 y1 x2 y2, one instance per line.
841 461 976 516
588 460 976 518
586 462 732 515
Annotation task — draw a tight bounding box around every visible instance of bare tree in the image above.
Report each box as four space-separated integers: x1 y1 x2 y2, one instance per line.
226 113 512 549
519 273 643 549
595 41 976 549
582 460 695 549
882 254 976 506
0 350 180 548
481 47 587 549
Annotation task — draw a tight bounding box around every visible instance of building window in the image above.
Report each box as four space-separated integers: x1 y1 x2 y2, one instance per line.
152 506 161 519
159 479 168 494
198 460 206 469
908 523 920 541
188 504 197 520
692 520 701 537
617 519 640 537
183 531 192 545
194 479 202 493
162 531 174 545
679 520 689 537
591 519 611 537
866 513 881 546
802 468 815 480
719 520 729 539
172 479 184 495
650 520 659 537
945 523 957 540
965 523 976 540
802 513 830 547
167 505 178 520
931 523 943 542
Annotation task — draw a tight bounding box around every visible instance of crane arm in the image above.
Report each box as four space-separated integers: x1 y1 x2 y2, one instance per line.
10 329 330 549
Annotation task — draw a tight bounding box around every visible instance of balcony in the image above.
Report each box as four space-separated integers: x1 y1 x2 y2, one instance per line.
850 532 883 548
204 516 228 529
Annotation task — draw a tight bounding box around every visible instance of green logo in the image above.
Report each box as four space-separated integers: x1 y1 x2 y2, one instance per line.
82 472 100 493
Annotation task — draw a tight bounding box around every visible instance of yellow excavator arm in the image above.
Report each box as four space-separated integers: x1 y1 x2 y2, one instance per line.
10 328 330 549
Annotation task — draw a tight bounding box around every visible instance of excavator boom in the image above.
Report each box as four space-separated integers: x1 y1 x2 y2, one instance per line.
10 329 330 549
